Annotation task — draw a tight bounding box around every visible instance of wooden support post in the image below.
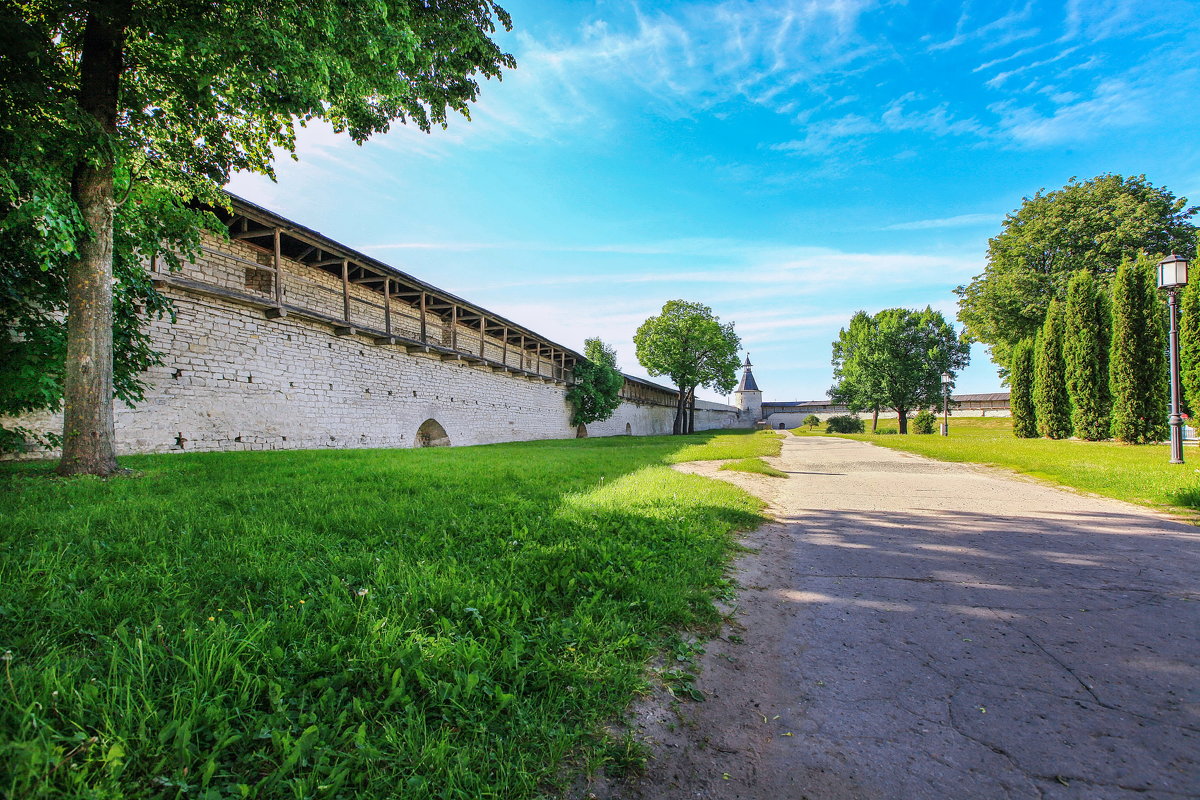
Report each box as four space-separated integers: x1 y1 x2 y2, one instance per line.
341 259 351 323
450 305 458 351
502 327 508 368
419 292 427 342
479 316 486 357
519 334 526 371
272 228 283 307
383 278 392 335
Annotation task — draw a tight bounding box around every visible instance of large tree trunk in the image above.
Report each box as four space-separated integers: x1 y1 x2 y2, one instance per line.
57 7 126 477
871 408 879 431
673 389 686 435
896 407 908 434
688 390 695 434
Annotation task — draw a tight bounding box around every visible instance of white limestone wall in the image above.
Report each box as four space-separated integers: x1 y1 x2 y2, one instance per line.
7 288 739 457
763 408 1011 429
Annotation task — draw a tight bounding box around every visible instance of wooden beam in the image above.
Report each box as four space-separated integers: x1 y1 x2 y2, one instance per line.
450 304 458 351
479 315 486 357
334 325 356 337
234 229 274 240
502 327 508 368
294 245 316 263
419 292 427 342
341 259 351 323
383 278 392 336
311 257 347 267
520 334 526 371
272 228 283 308
352 276 386 285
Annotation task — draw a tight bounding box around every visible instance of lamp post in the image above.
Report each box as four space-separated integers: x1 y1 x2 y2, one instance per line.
941 372 951 436
1158 254 1189 464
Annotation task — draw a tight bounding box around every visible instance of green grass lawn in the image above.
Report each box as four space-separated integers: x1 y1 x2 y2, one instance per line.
0 430 778 799
792 416 1200 513
718 457 788 478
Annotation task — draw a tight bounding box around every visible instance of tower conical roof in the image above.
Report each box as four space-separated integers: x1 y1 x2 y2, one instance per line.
736 354 759 392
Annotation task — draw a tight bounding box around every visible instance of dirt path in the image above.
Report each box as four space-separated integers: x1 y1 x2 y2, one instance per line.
592 434 1200 800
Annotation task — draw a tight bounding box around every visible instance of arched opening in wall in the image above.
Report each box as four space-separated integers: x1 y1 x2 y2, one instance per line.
625 422 632 436
416 419 450 448
778 422 786 429
576 424 588 438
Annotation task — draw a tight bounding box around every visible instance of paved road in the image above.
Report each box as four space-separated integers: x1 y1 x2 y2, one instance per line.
628 435 1200 800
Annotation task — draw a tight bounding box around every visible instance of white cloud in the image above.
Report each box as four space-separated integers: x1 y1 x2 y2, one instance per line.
882 213 998 231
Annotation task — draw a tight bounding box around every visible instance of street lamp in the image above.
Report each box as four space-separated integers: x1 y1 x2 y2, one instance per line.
1158 254 1189 464
941 372 952 436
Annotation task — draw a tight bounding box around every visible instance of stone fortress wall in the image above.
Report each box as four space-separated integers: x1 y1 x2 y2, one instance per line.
8 196 741 457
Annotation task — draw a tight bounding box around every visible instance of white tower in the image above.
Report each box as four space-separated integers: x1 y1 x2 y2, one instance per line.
733 354 762 423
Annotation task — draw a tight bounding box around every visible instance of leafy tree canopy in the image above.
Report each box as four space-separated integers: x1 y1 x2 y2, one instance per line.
634 300 740 434
830 306 969 434
956 174 1197 371
1 0 514 467
566 337 624 427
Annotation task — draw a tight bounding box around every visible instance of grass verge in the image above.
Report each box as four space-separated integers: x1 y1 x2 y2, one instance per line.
0 431 768 799
792 417 1200 513
718 457 787 478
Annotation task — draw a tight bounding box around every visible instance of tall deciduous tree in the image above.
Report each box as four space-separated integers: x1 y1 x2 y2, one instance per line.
829 307 969 435
1009 337 1038 438
1063 271 1111 439
956 174 1197 373
1110 254 1168 444
2 1 514 475
1033 300 1071 439
566 338 624 428
634 300 741 435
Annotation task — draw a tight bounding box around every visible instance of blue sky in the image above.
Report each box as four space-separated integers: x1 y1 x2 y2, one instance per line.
228 0 1200 403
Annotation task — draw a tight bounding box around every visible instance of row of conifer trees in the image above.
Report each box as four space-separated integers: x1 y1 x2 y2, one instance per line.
1008 253 1200 443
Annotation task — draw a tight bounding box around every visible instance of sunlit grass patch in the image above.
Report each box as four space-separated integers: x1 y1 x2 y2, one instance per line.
0 431 765 799
665 429 782 463
718 457 787 478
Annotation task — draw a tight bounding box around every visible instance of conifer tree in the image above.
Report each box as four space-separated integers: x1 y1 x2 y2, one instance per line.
1110 254 1168 443
1034 300 1072 438
1180 281 1200 416
1064 271 1111 439
1010 338 1038 438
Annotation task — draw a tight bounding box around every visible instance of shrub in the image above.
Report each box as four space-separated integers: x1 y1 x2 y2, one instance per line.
1034 299 1072 439
913 410 936 434
1010 337 1038 438
1111 254 1168 443
802 414 821 430
1064 270 1111 440
874 427 898 435
825 415 865 434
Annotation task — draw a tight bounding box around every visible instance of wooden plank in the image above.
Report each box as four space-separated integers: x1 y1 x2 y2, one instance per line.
272 228 283 307
341 259 350 323
451 304 458 351
420 292 427 342
234 229 274 240
502 326 508 367
383 278 392 335
520 334 526 371
479 315 486 357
